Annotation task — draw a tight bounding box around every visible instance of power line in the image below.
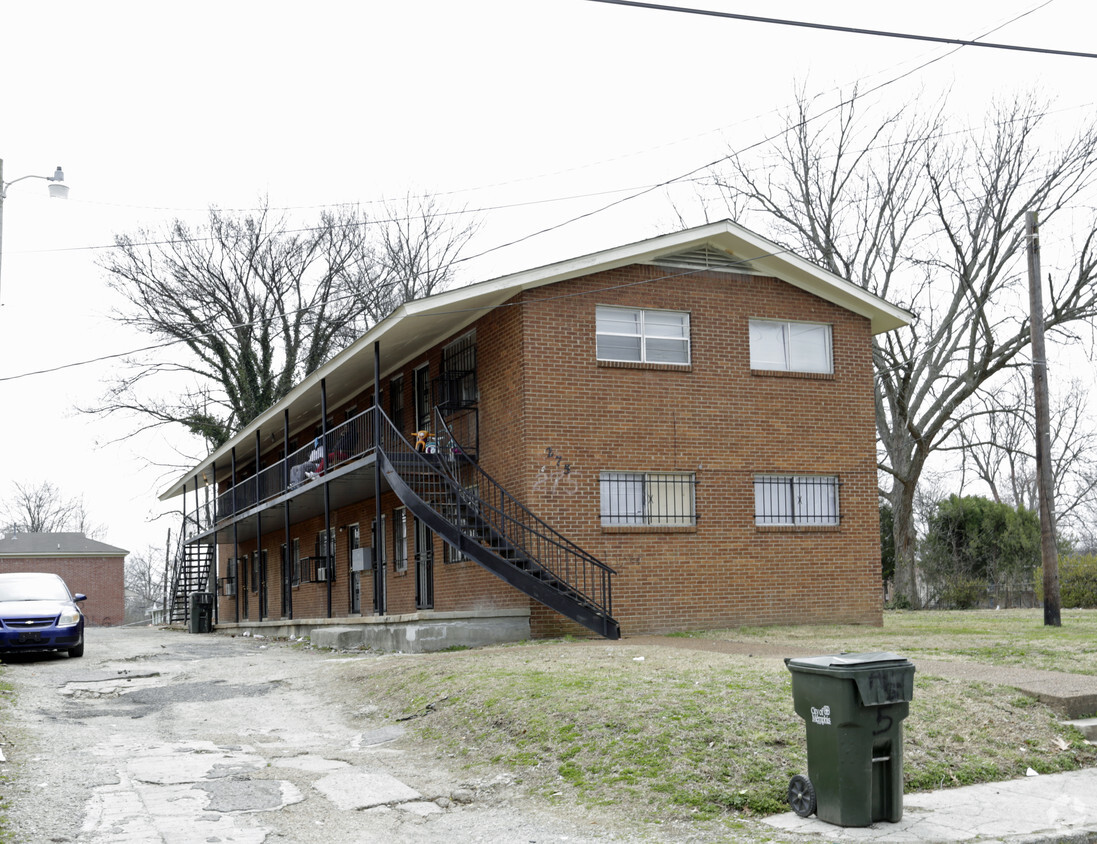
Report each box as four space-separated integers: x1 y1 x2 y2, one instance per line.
0 258 785 385
587 0 1097 59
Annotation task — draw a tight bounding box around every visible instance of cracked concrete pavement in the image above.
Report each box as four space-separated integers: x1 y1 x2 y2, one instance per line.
0 627 644 843
5 627 1097 844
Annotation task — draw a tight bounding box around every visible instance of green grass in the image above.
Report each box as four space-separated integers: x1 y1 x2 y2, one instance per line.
333 609 1097 832
704 608 1097 675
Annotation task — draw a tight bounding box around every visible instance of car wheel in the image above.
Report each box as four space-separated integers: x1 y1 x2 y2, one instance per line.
68 641 84 658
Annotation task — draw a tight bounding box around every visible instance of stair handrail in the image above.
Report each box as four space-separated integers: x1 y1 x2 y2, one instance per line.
167 512 215 623
432 408 614 575
377 409 615 625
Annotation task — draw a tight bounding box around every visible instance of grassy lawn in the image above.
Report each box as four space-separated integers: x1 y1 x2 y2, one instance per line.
696 608 1097 675
337 609 1097 831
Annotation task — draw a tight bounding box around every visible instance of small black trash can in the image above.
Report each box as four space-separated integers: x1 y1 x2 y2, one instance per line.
785 652 915 827
188 591 214 634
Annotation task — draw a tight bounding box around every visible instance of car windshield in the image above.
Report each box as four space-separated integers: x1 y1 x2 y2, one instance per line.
0 578 71 602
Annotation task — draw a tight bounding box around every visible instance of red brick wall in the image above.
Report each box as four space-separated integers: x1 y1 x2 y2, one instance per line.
0 558 125 627
514 265 882 634
213 262 883 636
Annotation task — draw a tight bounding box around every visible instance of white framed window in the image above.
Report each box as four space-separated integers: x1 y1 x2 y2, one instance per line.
754 475 840 526
596 307 690 364
291 538 301 586
749 319 832 373
600 472 696 526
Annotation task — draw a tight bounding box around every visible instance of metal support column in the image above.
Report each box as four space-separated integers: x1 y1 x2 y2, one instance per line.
283 408 292 620
321 378 332 618
255 429 264 620
374 341 387 615
231 446 240 623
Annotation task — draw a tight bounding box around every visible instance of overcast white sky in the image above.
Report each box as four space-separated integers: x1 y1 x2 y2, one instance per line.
1 0 1094 560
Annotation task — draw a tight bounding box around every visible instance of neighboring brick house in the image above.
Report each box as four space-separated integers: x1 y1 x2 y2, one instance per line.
0 532 127 626
161 220 910 648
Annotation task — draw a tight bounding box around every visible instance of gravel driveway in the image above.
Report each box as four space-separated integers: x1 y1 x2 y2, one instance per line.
0 627 643 843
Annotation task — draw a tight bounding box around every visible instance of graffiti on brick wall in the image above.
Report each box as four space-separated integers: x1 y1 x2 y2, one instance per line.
533 446 579 496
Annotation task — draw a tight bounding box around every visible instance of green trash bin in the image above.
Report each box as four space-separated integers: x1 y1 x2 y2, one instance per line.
785 652 915 827
188 592 214 634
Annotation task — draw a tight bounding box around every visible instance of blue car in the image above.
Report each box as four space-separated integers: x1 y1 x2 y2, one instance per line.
0 572 86 658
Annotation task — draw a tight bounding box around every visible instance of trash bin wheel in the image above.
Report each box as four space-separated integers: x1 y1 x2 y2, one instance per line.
788 774 816 818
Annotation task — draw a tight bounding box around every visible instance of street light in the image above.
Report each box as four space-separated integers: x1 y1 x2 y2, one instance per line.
0 158 69 300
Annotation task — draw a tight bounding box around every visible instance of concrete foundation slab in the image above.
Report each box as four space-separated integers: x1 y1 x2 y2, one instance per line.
219 609 530 654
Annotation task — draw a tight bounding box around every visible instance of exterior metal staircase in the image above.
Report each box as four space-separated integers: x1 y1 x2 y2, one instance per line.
377 408 620 639
168 529 215 624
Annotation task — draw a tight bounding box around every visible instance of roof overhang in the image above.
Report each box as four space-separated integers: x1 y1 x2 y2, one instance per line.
160 219 910 501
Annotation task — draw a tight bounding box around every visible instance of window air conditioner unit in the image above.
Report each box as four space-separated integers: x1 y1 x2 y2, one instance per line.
224 582 236 597
316 567 328 582
351 547 371 572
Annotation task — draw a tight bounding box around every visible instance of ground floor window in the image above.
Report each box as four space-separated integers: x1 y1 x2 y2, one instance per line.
392 507 408 573
600 472 696 526
754 475 841 526
316 528 336 581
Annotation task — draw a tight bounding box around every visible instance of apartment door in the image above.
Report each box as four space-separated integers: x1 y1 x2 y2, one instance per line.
414 517 434 610
257 550 268 619
348 524 361 614
413 364 431 433
240 556 248 618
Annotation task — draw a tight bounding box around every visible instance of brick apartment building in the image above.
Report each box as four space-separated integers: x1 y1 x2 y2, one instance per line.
0 532 127 626
161 220 910 649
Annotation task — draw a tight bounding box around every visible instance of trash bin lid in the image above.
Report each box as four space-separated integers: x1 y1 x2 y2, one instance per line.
785 651 909 671
786 652 915 705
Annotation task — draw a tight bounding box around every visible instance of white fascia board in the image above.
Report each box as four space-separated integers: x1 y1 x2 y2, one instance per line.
712 222 911 334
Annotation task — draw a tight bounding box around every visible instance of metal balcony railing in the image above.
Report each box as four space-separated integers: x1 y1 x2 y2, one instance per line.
196 406 378 533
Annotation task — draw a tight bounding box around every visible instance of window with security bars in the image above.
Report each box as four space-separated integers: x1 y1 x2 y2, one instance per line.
596 307 690 364
600 472 696 526
754 475 841 526
439 331 477 409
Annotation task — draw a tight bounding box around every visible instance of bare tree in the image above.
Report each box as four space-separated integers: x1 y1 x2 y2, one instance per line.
353 193 480 327
956 375 1097 539
124 546 166 624
1 481 99 537
709 88 1097 607
93 197 477 451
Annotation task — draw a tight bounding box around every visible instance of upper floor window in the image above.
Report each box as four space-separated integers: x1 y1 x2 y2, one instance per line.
596 307 690 365
749 319 832 374
440 332 478 409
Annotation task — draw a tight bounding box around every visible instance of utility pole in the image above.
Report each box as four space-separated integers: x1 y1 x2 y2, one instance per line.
1026 211 1061 627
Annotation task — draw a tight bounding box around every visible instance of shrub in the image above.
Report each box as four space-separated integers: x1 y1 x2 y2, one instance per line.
1037 554 1097 608
938 577 987 610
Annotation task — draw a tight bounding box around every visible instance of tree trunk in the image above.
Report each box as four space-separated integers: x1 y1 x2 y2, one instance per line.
890 480 922 609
